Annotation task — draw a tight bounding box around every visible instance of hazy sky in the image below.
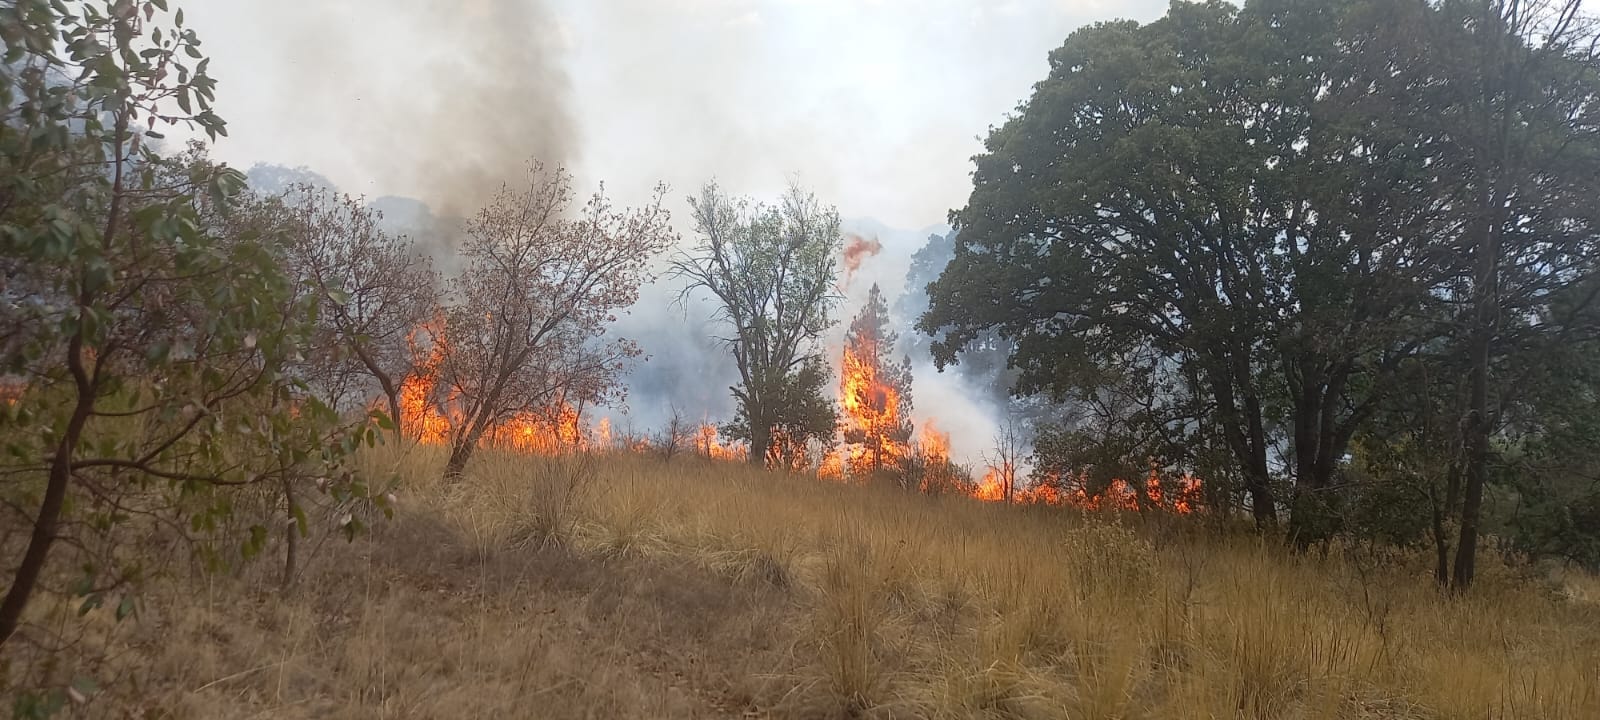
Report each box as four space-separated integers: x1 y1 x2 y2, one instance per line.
182 0 1169 228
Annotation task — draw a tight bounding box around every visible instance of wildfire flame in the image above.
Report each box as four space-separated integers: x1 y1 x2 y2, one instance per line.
840 232 882 289
918 420 950 465
391 314 1200 514
694 423 748 462
838 336 908 478
972 467 1201 514
396 318 606 454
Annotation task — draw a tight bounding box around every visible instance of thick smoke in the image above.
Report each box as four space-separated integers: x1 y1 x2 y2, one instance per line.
192 0 574 218
600 277 740 435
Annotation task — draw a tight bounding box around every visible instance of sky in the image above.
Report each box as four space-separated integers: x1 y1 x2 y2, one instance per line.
176 0 1172 464
181 0 1168 227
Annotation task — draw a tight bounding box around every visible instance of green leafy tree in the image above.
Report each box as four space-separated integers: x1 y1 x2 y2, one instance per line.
1407 0 1600 590
735 356 838 471
672 182 842 466
921 0 1600 562
898 231 1020 409
922 0 1455 529
0 0 377 662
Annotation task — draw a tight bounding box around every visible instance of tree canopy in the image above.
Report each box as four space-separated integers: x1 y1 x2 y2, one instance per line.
920 0 1600 580
672 182 842 466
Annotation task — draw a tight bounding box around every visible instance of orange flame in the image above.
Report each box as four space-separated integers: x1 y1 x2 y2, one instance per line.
917 420 951 465
973 470 1008 502
817 448 846 481
400 317 452 445
967 467 1201 514
395 317 608 454
694 423 748 462
841 232 882 289
838 336 909 478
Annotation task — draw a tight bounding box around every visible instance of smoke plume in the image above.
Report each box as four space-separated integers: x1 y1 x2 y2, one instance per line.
201 0 575 217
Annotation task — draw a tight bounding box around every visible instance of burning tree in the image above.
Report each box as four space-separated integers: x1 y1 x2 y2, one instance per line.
906 420 972 494
975 419 1025 503
267 185 441 438
432 163 675 478
839 283 914 479
746 356 836 470
671 182 841 466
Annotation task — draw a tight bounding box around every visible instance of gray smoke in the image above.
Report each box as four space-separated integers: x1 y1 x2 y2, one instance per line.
195 0 574 218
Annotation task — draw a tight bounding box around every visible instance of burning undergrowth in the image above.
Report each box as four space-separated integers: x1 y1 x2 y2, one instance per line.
388 244 1201 515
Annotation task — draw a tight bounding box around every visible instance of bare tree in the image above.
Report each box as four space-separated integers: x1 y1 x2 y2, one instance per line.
436 163 675 478
984 418 1026 504
269 185 441 438
671 182 842 465
656 405 691 461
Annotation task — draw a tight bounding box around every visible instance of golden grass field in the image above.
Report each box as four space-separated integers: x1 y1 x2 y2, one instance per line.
13 445 1600 719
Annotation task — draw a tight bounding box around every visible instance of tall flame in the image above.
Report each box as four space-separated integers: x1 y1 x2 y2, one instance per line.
694 423 749 462
838 338 910 478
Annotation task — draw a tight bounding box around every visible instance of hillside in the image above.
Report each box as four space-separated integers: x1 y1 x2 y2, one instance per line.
16 447 1599 720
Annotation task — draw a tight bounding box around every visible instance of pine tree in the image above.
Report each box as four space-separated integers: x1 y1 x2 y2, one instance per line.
841 284 914 477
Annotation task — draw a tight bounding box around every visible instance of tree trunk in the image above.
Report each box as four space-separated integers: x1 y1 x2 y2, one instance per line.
349 330 405 445
1286 375 1324 548
1431 463 1459 587
444 441 474 479
1454 194 1500 592
1453 397 1490 591
281 473 299 594
0 344 96 648
748 422 771 468
1246 471 1276 527
382 383 404 445
1205 360 1277 527
444 419 494 479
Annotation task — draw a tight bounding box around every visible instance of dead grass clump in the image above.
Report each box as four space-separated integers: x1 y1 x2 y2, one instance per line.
797 538 904 717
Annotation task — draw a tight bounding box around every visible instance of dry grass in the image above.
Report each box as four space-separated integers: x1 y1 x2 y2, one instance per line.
9 445 1600 719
